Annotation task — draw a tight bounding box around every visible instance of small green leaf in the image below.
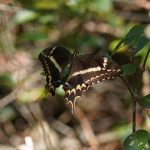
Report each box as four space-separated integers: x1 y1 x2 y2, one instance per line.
123 25 149 54
134 35 149 52
0 106 16 123
111 40 125 55
14 9 38 24
124 25 144 43
121 63 137 76
123 130 150 150
92 0 113 12
0 73 14 88
139 94 150 109
112 25 149 55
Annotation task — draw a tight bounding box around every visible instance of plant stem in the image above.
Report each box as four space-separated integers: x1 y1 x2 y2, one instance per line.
142 46 150 71
132 97 136 133
119 76 136 133
119 76 134 98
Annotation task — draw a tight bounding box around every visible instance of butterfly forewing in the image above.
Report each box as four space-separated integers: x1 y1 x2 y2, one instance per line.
39 46 71 95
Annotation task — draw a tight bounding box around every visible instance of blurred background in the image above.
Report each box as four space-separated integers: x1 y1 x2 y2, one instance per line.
0 0 150 150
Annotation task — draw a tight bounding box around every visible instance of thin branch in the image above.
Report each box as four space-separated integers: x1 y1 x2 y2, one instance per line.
142 46 150 71
75 107 99 150
119 76 136 133
119 76 134 98
26 104 54 150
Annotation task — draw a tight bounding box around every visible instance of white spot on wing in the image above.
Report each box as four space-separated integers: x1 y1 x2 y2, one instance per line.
85 79 90 83
50 47 56 55
103 57 108 68
81 83 86 88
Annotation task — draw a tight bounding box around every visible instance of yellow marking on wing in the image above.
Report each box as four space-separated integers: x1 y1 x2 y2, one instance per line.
81 83 86 88
75 96 81 101
76 84 81 91
107 69 111 72
71 88 76 94
50 47 56 55
91 77 95 81
85 79 90 83
66 90 71 95
50 56 62 72
71 66 102 77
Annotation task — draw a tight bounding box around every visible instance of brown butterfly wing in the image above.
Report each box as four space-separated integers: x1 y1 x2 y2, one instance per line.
63 54 122 111
39 46 71 95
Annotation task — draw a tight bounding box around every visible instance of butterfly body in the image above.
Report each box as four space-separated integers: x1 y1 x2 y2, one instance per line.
39 46 122 111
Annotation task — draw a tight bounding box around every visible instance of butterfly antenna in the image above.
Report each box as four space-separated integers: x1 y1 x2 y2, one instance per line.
73 36 89 57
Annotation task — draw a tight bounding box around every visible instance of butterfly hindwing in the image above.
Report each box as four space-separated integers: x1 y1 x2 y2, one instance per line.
39 46 71 95
63 54 122 109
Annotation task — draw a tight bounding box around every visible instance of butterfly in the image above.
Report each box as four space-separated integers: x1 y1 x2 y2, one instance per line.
39 46 122 112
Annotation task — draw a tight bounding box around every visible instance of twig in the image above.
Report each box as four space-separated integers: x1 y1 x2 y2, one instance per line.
26 103 54 150
119 76 136 133
142 46 150 71
75 107 99 150
119 76 134 98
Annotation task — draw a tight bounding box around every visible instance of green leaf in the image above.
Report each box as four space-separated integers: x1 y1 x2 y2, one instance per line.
17 88 44 103
133 35 149 52
14 9 38 24
0 73 14 88
139 94 150 109
20 32 48 41
34 0 60 10
124 25 144 44
121 63 137 76
123 129 150 150
0 106 17 123
92 0 113 12
112 25 149 55
111 40 125 55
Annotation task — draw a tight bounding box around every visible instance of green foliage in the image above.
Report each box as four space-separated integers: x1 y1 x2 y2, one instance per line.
139 94 150 109
17 0 61 9
118 25 150 150
123 130 150 150
112 25 150 56
14 10 39 24
121 64 137 76
0 73 14 88
92 0 113 13
136 46 150 68
0 106 17 123
17 88 44 103
20 32 48 42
